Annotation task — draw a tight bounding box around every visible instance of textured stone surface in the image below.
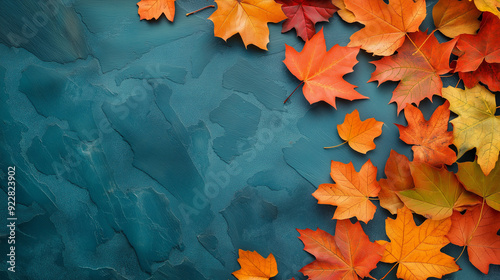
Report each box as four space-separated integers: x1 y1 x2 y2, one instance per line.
0 0 498 279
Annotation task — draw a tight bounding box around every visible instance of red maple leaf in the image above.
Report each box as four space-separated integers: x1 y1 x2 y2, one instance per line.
455 12 500 72
459 61 500 92
297 220 385 280
369 31 457 113
277 0 338 41
447 205 500 274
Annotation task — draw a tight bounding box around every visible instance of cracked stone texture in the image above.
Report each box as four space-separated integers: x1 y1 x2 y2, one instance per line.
0 0 498 279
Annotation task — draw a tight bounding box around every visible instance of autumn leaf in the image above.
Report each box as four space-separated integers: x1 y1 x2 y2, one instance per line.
208 0 287 50
396 102 456 167
459 61 500 92
378 150 414 215
376 207 460 280
276 0 338 41
297 220 385 280
313 160 380 223
447 205 500 274
456 159 500 211
344 0 426 56
397 162 480 220
325 109 383 153
232 249 278 280
283 28 367 107
473 0 500 19
137 0 175 21
455 12 500 72
370 31 457 113
433 0 481 38
331 0 356 23
442 85 500 176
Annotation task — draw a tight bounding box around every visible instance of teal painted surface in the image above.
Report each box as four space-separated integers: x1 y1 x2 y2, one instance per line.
0 0 499 279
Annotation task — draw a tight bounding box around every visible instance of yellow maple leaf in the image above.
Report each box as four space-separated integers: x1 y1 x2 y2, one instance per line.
208 0 287 50
377 207 459 280
442 85 500 175
137 0 176 21
474 0 500 19
232 249 278 280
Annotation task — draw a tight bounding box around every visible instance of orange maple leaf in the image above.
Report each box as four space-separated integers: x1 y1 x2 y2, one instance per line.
376 207 460 280
232 249 278 280
313 159 380 223
432 0 481 38
378 150 414 215
447 205 500 274
370 31 457 113
208 0 287 50
297 220 385 280
396 101 456 167
344 0 426 56
137 0 176 21
283 29 367 108
325 109 383 153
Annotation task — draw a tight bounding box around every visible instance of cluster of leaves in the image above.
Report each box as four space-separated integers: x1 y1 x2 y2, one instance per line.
136 0 500 279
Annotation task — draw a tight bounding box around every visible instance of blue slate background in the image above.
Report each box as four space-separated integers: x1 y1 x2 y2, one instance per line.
0 0 498 279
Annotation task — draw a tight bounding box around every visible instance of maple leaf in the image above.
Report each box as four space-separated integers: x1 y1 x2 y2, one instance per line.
283 28 367 107
276 0 338 41
398 162 480 220
208 0 287 50
447 205 500 274
313 160 380 223
137 0 176 21
432 0 481 38
376 207 460 280
459 61 500 92
344 0 426 56
456 159 500 211
473 0 500 19
378 150 414 215
232 249 278 280
442 85 500 176
455 12 500 72
396 102 456 167
297 220 385 280
331 0 356 23
370 31 457 113
325 109 383 153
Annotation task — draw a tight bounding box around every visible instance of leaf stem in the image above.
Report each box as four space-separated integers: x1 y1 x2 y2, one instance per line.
324 141 347 149
186 5 215 16
284 81 304 104
380 262 399 280
405 33 434 70
412 29 437 55
455 78 462 88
